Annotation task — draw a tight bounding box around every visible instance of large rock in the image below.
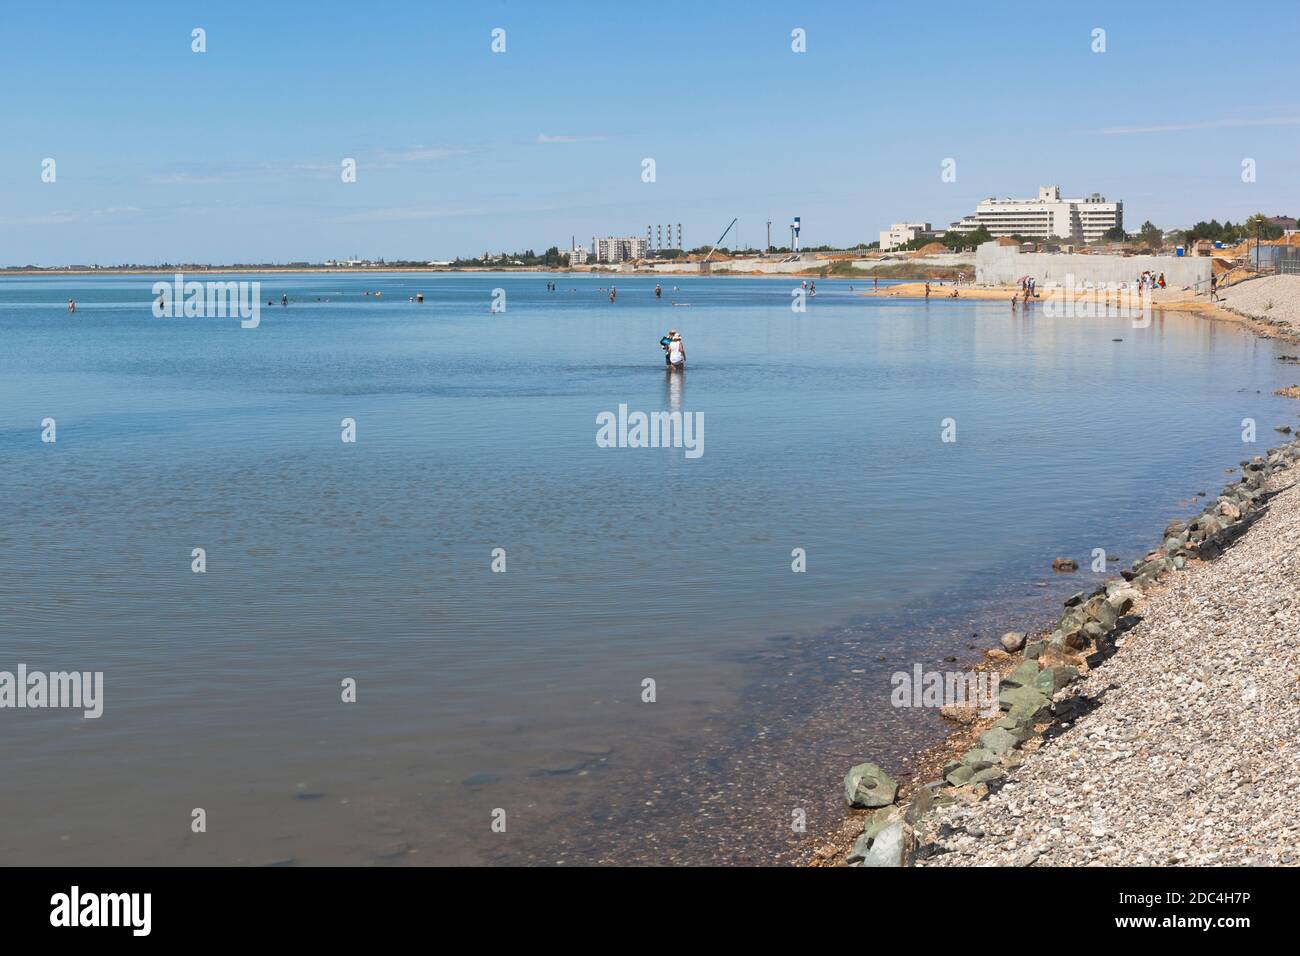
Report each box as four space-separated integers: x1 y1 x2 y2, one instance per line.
994 715 1036 742
1092 606 1123 634
903 786 934 826
1051 557 1078 572
968 766 1005 786
1084 597 1118 630
1106 589 1140 615
1052 609 1088 648
979 726 1020 755
1000 684 1052 721
943 762 974 787
960 748 998 771
847 806 914 867
844 762 898 808
999 631 1027 652
1001 660 1040 689
1056 627 1088 651
1032 668 1057 695
1042 665 1080 692
1038 644 1084 670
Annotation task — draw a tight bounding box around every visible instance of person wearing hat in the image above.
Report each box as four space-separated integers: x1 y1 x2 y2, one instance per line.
660 330 685 368
665 330 685 370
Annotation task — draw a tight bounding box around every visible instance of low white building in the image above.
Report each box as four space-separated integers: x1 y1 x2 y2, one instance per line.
567 246 589 265
950 186 1122 243
879 223 944 251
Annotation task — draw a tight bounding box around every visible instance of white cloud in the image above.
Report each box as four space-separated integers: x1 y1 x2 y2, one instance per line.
329 205 488 223
1097 116 1300 135
0 211 81 226
535 133 605 144
0 207 138 226
380 146 467 162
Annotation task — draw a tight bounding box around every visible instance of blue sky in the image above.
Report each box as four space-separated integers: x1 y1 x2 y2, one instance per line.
2 0 1298 265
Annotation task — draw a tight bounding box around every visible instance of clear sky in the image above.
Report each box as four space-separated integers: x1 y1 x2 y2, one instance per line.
2 0 1298 265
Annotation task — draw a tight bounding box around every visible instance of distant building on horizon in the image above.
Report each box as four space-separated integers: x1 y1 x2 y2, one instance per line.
950 186 1122 243
594 236 649 263
567 245 589 265
879 222 944 251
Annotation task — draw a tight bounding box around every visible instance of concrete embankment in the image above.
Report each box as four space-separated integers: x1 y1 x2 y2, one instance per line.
975 243 1213 288
850 254 973 273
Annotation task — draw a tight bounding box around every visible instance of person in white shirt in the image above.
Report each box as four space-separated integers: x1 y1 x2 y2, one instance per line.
667 331 685 369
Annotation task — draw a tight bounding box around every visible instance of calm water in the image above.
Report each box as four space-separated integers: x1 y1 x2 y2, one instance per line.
1 272 1294 864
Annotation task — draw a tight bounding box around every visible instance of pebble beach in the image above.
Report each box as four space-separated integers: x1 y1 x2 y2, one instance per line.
825 287 1300 868
919 457 1300 866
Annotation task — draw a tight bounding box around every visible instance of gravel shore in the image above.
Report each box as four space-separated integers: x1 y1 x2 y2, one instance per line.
1216 274 1300 334
918 461 1300 866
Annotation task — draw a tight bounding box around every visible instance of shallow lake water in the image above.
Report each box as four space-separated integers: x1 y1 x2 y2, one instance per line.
1 272 1294 864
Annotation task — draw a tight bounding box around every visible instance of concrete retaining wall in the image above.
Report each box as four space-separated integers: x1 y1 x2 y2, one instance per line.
851 255 973 271
648 262 702 273
976 243 1212 289
650 258 815 274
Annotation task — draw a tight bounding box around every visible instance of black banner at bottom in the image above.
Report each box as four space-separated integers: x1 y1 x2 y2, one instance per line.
0 865 1276 941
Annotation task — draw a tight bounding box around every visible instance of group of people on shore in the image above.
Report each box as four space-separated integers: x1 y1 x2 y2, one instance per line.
1010 275 1038 309
1138 270 1166 292
923 282 961 299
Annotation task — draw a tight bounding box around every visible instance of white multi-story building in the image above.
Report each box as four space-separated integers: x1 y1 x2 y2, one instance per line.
594 236 649 263
567 246 589 265
878 222 944 251
950 186 1122 243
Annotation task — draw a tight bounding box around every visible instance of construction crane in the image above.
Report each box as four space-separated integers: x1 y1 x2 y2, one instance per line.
702 217 738 264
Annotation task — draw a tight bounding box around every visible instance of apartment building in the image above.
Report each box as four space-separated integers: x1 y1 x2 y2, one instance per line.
950 186 1122 243
594 236 650 263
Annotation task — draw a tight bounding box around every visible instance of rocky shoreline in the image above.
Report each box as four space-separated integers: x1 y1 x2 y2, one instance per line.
814 310 1300 868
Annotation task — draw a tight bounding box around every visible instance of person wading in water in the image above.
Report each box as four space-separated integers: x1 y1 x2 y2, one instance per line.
661 329 685 370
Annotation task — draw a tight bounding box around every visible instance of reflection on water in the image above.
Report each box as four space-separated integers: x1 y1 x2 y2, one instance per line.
665 366 684 411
